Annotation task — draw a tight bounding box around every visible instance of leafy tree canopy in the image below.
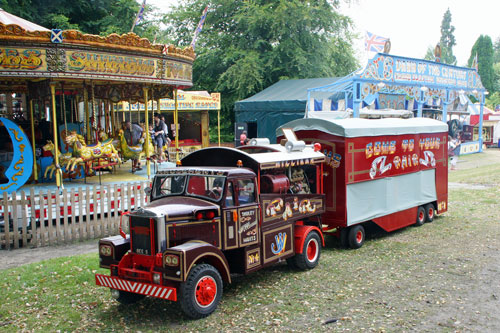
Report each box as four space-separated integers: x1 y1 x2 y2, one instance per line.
163 0 358 139
468 35 495 93
439 8 457 65
0 0 159 39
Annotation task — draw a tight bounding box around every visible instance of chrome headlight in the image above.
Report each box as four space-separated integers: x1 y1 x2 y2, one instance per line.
99 244 113 257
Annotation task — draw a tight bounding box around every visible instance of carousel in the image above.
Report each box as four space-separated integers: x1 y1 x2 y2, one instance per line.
0 15 194 195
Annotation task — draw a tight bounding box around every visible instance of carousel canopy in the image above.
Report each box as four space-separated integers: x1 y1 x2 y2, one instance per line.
0 8 49 31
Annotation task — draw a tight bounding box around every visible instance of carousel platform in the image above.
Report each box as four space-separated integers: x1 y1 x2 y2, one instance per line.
20 160 176 195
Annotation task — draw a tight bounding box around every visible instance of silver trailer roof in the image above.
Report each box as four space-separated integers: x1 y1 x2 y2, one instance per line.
278 117 448 138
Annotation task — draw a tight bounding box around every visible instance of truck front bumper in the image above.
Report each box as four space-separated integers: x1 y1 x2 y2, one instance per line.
95 274 177 301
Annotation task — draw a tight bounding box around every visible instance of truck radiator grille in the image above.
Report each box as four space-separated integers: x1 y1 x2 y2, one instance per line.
130 216 155 256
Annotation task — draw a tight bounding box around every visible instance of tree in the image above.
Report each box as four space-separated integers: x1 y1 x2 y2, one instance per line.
494 37 500 64
163 0 358 140
468 35 495 93
0 0 158 39
424 45 434 61
439 8 457 65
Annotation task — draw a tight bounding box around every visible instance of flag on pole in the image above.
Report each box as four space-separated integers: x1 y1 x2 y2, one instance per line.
131 0 146 32
190 6 209 50
365 31 389 53
471 52 478 71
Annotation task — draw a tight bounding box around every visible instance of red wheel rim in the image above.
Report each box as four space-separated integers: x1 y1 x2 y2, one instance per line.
195 275 217 308
419 211 425 222
428 207 434 218
356 230 363 244
306 238 319 262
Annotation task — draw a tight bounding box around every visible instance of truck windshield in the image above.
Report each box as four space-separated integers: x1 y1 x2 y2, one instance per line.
153 174 226 201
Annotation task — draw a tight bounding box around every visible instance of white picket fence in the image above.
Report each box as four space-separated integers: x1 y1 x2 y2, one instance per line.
0 181 150 250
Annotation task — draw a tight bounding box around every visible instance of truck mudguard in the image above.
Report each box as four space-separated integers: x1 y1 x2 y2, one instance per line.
165 241 231 284
294 225 325 254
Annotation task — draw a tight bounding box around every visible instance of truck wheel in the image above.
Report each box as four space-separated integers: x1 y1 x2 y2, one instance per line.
340 228 349 248
180 264 223 319
292 231 321 270
425 203 435 222
111 289 145 305
415 206 426 226
348 225 365 249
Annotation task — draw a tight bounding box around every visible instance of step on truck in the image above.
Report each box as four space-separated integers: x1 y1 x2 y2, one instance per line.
277 117 449 248
95 136 326 318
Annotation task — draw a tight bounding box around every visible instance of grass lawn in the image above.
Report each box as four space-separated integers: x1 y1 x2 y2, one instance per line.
1 150 499 332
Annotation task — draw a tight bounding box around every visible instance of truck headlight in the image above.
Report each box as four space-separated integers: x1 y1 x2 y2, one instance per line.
99 244 113 257
153 273 161 284
164 254 179 267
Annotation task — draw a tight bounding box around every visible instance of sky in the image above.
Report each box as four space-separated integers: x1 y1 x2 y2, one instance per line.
147 0 499 67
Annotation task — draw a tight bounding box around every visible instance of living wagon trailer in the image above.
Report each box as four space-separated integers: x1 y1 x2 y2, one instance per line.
278 117 448 248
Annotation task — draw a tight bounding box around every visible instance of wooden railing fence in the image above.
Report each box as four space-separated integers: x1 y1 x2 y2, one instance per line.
0 181 150 250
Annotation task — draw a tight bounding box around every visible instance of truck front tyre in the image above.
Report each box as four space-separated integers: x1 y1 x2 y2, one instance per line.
291 231 321 270
111 289 145 305
415 206 426 226
425 203 435 222
348 225 365 249
180 264 223 319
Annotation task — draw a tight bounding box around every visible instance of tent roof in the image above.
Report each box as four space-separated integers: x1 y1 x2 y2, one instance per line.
0 8 49 31
235 77 340 112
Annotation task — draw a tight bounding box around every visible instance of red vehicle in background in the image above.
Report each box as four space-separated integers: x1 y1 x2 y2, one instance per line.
278 117 448 248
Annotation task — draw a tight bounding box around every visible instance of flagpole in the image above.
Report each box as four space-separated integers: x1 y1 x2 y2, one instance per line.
131 0 146 33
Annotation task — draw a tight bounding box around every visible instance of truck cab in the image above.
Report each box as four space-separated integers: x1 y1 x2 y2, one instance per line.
96 135 326 318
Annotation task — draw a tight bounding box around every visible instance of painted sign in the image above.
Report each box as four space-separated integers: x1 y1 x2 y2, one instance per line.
360 54 484 91
347 134 447 183
117 92 221 111
262 194 324 224
457 141 481 155
66 51 156 77
0 48 47 71
238 207 258 246
263 224 293 264
0 118 33 195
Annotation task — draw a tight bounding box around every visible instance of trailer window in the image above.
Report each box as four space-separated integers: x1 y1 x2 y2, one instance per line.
237 179 255 204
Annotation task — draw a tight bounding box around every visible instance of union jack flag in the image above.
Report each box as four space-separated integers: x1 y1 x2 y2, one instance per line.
190 6 209 50
365 31 388 53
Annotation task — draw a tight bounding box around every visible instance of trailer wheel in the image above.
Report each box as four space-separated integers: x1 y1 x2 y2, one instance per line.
111 289 145 305
415 206 426 226
425 203 435 222
292 231 321 270
180 264 223 319
348 225 365 249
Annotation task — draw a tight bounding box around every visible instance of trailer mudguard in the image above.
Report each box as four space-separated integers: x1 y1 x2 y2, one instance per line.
294 225 324 254
164 241 231 284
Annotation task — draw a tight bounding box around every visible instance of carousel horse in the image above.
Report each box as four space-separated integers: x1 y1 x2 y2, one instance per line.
117 129 155 169
65 131 121 172
42 140 73 179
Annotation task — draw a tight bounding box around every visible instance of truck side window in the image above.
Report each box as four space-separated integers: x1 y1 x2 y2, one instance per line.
225 182 234 206
237 179 256 204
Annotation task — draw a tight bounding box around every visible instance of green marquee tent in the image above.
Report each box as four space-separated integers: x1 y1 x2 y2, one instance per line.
234 77 339 142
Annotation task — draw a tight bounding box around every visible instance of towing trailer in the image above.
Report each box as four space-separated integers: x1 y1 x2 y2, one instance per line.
278 117 448 248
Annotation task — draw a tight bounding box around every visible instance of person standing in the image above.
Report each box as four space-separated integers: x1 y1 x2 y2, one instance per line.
153 113 168 161
240 130 248 146
123 120 144 170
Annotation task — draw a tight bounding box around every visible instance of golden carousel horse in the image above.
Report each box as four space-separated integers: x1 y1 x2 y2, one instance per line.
64 131 121 172
42 140 73 179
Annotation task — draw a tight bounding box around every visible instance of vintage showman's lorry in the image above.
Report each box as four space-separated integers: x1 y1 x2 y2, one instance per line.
95 117 449 318
95 135 326 318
